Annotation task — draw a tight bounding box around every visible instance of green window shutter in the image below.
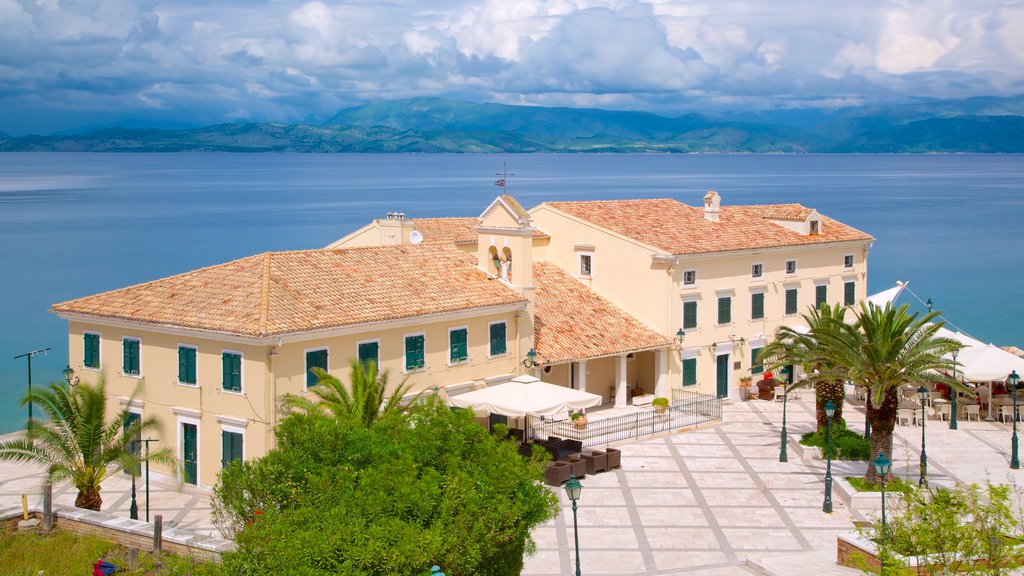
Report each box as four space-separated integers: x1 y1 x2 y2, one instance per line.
222 352 241 392
178 347 187 383
682 358 697 386
489 323 506 356
751 347 763 374
816 285 827 307
84 334 99 368
683 301 697 329
405 335 425 371
123 339 139 375
450 329 468 363
222 431 243 467
306 349 328 388
785 289 798 315
358 342 379 371
845 281 855 306
751 293 765 320
187 348 196 384
717 297 731 324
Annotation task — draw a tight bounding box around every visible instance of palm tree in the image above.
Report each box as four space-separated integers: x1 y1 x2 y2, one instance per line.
817 302 961 483
761 302 851 431
284 360 416 427
0 378 174 511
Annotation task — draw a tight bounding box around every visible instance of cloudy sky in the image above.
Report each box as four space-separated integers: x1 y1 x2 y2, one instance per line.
1 0 1022 134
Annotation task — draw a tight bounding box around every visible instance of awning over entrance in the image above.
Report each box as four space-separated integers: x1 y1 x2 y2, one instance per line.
447 375 603 418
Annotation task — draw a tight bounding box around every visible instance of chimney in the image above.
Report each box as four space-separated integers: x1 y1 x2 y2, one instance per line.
703 191 720 222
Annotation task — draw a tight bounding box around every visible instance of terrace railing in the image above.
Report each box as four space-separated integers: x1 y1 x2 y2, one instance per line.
533 387 723 448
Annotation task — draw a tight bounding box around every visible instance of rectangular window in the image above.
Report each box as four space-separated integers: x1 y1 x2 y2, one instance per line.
122 338 140 376
405 334 425 371
222 352 242 392
682 270 696 285
785 260 797 275
816 284 827 307
84 333 100 369
682 300 697 330
123 412 141 475
844 254 854 268
751 347 763 374
449 328 468 364
358 341 379 371
751 292 765 320
489 322 507 357
305 348 328 388
751 263 763 279
682 358 697 386
810 220 819 235
178 346 197 385
717 296 731 324
845 281 856 306
785 288 799 315
221 430 243 468
579 254 592 276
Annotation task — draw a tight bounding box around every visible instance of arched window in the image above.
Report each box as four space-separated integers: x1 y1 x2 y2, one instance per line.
501 247 512 280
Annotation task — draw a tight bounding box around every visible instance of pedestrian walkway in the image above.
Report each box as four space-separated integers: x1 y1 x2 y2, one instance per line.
3 391 1024 575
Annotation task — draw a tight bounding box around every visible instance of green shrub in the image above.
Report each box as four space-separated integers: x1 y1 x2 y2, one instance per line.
799 422 870 460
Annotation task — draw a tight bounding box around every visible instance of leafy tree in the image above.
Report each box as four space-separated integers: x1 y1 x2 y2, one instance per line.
761 302 851 431
817 303 961 483
213 400 558 575
0 379 174 511
283 360 414 428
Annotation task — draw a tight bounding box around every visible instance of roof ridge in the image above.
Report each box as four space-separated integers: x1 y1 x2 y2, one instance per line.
259 253 271 337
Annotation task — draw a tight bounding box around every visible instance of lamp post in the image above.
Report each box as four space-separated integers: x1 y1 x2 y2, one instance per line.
916 385 928 486
564 474 583 576
523 348 538 370
13 347 50 430
779 366 791 463
823 399 835 513
675 329 685 345
1010 370 1020 470
138 438 158 521
950 349 959 430
873 451 892 575
128 440 139 520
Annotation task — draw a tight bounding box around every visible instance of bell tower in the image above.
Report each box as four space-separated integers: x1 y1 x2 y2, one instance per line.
477 195 534 290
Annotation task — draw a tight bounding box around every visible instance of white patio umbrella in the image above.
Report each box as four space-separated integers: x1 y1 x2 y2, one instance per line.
960 344 1024 383
447 374 603 418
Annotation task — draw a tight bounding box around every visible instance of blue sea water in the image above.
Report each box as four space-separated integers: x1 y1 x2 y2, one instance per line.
0 153 1021 433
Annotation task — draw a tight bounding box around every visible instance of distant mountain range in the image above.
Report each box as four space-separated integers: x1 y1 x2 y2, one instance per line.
2 96 1022 153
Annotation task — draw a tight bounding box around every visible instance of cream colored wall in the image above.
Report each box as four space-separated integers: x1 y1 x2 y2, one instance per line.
529 206 672 331
67 321 272 487
326 222 379 248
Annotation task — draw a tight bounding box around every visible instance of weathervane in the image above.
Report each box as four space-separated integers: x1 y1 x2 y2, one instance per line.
494 162 515 192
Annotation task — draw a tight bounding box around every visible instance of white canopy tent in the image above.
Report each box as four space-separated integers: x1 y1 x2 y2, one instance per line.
866 282 907 308
959 344 1024 383
447 374 603 418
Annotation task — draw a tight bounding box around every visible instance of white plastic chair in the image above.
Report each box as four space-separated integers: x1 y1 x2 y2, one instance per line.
1000 405 1018 424
935 403 951 422
774 385 786 402
897 408 915 427
964 404 981 422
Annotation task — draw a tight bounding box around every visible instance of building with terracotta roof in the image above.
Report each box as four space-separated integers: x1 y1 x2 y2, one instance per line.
54 190 871 487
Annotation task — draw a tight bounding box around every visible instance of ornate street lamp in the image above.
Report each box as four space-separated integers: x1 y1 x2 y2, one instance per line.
564 474 583 576
950 349 959 430
823 399 835 513
128 440 139 521
62 365 78 386
1010 370 1020 470
522 348 538 369
14 347 50 430
916 385 929 486
779 366 791 463
873 451 892 575
675 329 685 345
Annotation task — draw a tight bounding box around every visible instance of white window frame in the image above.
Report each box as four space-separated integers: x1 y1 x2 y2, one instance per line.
681 296 700 331
356 338 381 369
785 286 800 316
403 331 427 374
304 345 329 388
176 413 201 487
750 262 763 279
221 349 244 395
122 336 142 378
487 320 508 358
578 252 593 278
447 326 469 366
750 287 767 321
83 330 102 371
219 421 246 466
785 259 798 276
682 269 697 286
843 253 855 269
176 343 199 387
716 294 733 326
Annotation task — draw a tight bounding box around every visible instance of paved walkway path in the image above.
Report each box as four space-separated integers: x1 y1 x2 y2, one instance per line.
3 390 1024 575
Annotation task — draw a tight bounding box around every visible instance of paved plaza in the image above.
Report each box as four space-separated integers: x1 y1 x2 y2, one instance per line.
3 390 1024 575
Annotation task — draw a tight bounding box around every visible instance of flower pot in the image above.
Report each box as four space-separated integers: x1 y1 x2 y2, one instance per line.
572 415 588 430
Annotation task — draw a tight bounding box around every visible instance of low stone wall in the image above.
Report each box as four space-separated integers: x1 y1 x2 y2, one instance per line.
0 505 234 562
837 532 881 573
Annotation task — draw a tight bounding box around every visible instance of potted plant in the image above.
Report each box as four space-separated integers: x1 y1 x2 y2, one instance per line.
739 376 754 401
651 397 670 414
569 409 588 429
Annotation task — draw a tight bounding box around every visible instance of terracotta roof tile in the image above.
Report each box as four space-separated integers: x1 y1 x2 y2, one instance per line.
408 217 547 245
532 262 673 364
52 244 527 337
543 198 873 255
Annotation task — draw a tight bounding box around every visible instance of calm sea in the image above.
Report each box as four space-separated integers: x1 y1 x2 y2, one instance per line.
1 153 1021 433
